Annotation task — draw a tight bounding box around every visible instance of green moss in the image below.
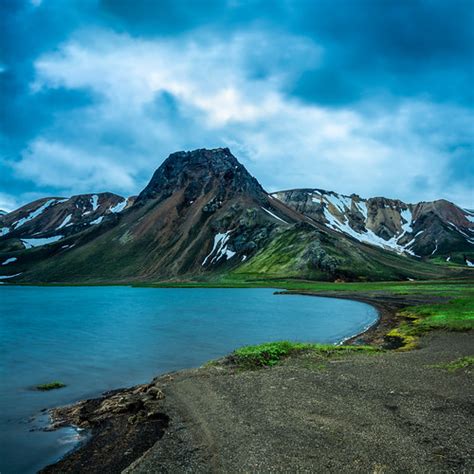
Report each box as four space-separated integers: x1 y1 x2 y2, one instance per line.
385 327 419 351
36 381 66 391
160 276 472 297
230 341 380 370
402 297 474 332
229 222 470 282
387 296 474 350
431 356 474 372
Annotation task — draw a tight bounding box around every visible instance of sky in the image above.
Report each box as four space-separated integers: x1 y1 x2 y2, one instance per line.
1 0 473 212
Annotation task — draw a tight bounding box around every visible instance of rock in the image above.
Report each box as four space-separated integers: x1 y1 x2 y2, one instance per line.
273 189 474 259
147 386 165 400
299 240 339 273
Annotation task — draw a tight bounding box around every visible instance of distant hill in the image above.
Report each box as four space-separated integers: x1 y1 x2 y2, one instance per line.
0 148 472 283
0 193 134 242
272 189 474 265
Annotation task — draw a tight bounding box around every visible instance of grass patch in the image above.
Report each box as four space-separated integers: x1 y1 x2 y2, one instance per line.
36 381 66 391
149 277 473 298
385 327 419 351
229 341 380 370
431 356 474 372
387 297 474 350
400 297 474 332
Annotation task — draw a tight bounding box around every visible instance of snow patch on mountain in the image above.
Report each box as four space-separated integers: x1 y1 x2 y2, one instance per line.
0 273 22 279
109 199 128 213
464 209 474 223
448 223 474 244
324 192 353 215
90 216 104 225
91 195 99 211
2 257 17 265
322 206 417 256
355 201 368 219
400 208 413 233
22 235 63 249
13 199 56 229
202 231 235 265
57 214 72 229
261 207 288 224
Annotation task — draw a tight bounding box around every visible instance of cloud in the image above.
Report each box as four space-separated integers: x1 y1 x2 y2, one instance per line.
32 29 318 120
16 139 136 193
0 192 22 213
2 1 473 210
10 27 472 208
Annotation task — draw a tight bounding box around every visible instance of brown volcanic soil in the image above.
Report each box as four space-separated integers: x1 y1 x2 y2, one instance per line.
41 294 473 474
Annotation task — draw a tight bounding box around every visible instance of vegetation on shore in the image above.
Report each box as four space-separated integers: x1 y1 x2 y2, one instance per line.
386 296 474 350
228 341 380 370
146 276 472 295
431 356 474 372
36 381 66 391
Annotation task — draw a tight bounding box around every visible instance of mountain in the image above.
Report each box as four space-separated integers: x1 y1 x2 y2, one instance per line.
0 193 134 253
0 149 305 282
0 148 472 283
272 189 474 265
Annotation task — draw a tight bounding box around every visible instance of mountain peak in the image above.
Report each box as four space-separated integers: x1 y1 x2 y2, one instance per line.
136 148 265 204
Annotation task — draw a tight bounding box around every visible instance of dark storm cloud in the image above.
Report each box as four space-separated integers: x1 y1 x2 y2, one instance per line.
0 0 473 210
98 0 286 35
0 0 98 151
287 0 474 106
96 0 474 106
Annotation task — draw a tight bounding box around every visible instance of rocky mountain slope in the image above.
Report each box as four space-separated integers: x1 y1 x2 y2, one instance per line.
0 149 306 282
0 148 471 283
272 189 474 265
0 193 134 253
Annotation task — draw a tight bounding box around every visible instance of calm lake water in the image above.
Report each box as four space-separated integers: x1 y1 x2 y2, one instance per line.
0 286 377 473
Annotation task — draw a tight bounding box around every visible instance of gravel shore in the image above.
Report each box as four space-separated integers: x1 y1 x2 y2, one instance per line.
41 292 473 473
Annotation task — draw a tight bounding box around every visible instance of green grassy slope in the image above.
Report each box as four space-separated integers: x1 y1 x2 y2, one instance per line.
231 226 471 282
5 210 472 284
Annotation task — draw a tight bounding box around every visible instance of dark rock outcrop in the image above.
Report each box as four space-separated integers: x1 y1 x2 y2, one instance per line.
136 148 266 206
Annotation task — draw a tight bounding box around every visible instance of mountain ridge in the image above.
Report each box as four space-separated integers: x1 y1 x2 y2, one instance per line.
272 188 473 264
0 148 472 283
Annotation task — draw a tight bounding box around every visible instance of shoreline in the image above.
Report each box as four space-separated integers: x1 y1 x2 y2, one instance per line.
277 289 447 346
38 289 450 473
276 291 385 345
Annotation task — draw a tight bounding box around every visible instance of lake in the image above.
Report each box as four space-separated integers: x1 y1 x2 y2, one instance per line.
0 286 378 473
